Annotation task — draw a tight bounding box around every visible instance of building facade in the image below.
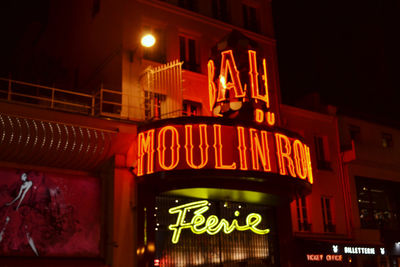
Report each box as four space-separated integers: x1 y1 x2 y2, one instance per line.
339 115 400 267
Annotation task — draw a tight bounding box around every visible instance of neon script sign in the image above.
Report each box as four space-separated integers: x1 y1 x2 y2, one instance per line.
168 200 270 244
137 123 313 184
208 50 275 125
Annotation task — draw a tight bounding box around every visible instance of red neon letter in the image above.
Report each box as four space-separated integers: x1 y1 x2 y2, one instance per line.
254 109 264 123
137 129 155 176
157 126 180 170
213 124 236 170
275 133 296 177
249 129 271 172
304 145 314 184
237 126 248 170
266 111 275 126
248 50 270 107
262 58 270 108
293 140 308 179
185 124 209 169
208 60 217 111
218 50 245 102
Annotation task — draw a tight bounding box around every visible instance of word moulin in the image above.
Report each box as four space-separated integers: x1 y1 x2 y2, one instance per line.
137 123 313 184
168 200 270 244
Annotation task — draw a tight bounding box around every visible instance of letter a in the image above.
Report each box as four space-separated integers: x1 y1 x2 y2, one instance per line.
217 50 245 102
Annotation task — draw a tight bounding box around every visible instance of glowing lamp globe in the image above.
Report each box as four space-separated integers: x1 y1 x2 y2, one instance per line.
141 34 156 48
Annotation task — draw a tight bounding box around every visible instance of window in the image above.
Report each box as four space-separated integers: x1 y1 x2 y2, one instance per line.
143 28 166 63
321 196 335 233
92 0 100 17
295 196 311 231
314 136 331 170
381 132 393 148
356 177 400 230
144 91 165 120
182 101 201 116
178 0 198 12
179 36 200 72
349 125 361 143
242 4 259 32
212 0 229 22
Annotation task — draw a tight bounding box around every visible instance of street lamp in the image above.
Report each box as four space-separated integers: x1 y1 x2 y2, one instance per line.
129 33 157 62
141 34 156 48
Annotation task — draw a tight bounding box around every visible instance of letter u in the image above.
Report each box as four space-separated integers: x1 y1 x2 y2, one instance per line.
185 124 209 169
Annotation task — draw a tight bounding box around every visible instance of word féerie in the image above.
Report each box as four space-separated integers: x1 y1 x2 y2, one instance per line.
168 200 270 244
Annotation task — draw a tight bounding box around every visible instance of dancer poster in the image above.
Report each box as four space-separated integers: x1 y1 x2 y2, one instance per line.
0 168 101 257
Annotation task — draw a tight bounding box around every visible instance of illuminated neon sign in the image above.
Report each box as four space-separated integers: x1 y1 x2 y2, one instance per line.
344 246 376 255
330 244 384 256
306 254 343 262
136 123 313 184
208 49 275 125
168 200 270 244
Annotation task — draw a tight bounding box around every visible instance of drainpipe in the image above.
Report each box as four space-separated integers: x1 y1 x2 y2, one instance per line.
334 115 354 239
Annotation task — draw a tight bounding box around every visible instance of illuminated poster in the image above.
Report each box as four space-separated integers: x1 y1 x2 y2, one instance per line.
154 196 278 266
0 168 100 257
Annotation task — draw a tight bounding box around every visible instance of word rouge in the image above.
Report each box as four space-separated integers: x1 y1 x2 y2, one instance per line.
168 200 270 244
137 123 313 184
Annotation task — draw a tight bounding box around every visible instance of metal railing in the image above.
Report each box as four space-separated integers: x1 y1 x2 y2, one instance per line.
0 77 95 115
0 77 173 120
95 88 123 118
0 70 188 120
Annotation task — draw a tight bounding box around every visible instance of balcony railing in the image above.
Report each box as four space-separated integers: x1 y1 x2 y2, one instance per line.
0 76 188 120
0 77 95 115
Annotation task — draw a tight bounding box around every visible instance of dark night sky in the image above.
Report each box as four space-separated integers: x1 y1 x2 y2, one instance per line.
272 1 400 122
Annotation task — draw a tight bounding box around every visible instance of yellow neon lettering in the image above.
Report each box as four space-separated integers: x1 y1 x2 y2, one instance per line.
137 129 155 176
157 126 180 170
168 200 270 244
185 124 209 169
